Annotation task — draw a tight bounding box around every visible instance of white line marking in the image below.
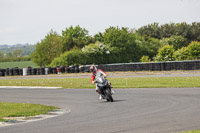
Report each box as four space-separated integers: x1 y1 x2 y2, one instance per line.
0 108 70 127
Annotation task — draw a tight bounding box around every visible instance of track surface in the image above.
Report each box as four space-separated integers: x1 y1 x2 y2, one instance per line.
0 87 200 133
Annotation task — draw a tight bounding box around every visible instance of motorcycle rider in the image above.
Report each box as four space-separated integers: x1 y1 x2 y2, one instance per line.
90 65 114 100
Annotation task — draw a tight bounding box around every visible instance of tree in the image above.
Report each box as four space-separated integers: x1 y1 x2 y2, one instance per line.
140 56 151 62
136 23 160 39
135 35 162 59
103 26 140 63
155 45 175 61
190 22 200 42
82 41 111 64
136 22 200 43
31 30 63 67
187 41 200 60
160 35 187 50
12 49 23 57
6 52 13 58
62 25 90 52
93 32 104 42
0 51 4 58
50 49 87 66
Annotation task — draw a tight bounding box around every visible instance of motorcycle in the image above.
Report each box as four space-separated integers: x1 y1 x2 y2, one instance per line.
94 71 114 102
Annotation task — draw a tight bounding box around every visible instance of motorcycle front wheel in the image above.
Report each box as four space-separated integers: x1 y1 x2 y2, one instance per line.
104 89 113 102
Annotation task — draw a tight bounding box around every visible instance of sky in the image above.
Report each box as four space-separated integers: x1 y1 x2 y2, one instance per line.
0 0 200 45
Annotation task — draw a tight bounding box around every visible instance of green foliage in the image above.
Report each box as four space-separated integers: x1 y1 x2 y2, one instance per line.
103 27 140 63
0 44 35 57
94 32 104 42
0 51 4 58
136 23 160 39
6 52 13 58
155 45 175 61
160 35 187 50
62 25 90 52
137 22 200 43
12 49 23 57
82 42 111 64
190 22 200 41
50 49 87 67
174 47 190 61
135 35 163 59
66 49 87 65
30 23 200 66
140 56 151 62
187 41 200 59
31 30 63 67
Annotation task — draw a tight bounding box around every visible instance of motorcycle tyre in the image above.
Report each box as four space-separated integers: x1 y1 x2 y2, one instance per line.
105 89 113 102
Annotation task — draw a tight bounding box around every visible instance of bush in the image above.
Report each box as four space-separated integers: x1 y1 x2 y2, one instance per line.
155 45 175 61
187 41 200 60
160 35 187 50
140 56 151 62
50 49 87 67
174 47 190 61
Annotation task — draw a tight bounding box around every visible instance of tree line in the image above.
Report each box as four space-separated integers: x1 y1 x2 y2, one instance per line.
31 22 200 67
0 44 35 62
0 49 31 62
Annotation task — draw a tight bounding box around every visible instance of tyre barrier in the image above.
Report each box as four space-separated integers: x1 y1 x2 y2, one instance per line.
9 68 14 76
48 67 52 74
1 60 200 77
0 69 5 76
5 68 9 76
40 68 45 75
75 65 79 73
69 66 75 73
27 67 32 75
52 67 57 74
31 68 37 75
65 66 70 73
57 67 61 74
0 65 91 77
13 68 19 75
0 68 23 76
36 68 40 75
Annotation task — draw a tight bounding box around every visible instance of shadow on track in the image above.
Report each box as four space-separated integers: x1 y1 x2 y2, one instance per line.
99 99 126 103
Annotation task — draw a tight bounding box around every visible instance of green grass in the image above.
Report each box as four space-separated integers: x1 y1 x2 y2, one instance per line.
0 102 57 121
0 61 36 69
0 77 200 88
176 130 200 133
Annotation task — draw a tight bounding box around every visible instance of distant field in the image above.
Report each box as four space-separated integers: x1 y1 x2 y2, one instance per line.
0 61 37 69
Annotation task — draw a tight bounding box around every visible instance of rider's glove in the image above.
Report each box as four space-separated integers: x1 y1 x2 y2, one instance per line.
92 81 95 84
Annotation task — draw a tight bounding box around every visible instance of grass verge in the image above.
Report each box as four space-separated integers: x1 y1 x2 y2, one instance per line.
0 77 200 88
0 102 57 121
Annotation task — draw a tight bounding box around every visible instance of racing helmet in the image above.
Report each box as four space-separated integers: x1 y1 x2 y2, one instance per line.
90 65 97 73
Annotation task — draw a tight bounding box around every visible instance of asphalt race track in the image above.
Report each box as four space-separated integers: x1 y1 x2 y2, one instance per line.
0 87 200 133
